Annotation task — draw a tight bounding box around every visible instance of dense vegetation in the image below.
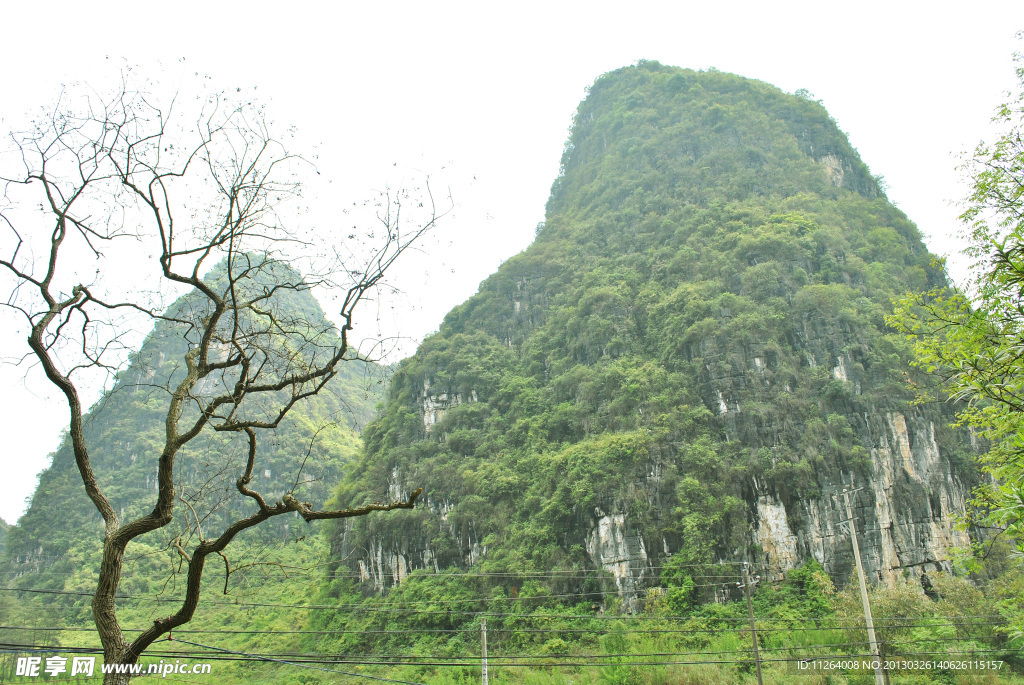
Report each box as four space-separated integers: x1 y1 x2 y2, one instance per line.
3 62 1023 684
333 60 970 583
303 61 1024 682
0 262 385 677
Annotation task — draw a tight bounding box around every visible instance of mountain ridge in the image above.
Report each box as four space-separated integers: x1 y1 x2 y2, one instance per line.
327 61 975 602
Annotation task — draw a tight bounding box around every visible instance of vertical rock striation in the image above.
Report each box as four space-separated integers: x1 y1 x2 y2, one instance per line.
329 62 978 603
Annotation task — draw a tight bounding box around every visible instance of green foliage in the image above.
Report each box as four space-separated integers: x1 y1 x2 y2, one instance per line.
296 63 996 684
887 50 1024 565
783 559 835 618
661 553 699 613
4 61 1006 683
328 60 970 634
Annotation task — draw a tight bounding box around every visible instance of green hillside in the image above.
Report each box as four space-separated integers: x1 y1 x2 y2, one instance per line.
3 62 1023 685
334 61 969 586
313 62 1023 682
0 259 386 682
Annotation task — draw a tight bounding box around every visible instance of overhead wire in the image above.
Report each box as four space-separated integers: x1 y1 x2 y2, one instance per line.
3 566 1017 678
2 619 1015 679
0 562 755 583
5 641 1012 671
0 619 1011 636
2 628 1015 664
163 638 431 685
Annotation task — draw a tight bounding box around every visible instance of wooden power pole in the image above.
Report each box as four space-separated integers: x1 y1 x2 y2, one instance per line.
742 563 764 685
481 616 489 685
842 487 885 685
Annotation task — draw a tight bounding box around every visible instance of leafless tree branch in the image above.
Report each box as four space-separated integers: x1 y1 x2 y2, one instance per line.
0 78 442 682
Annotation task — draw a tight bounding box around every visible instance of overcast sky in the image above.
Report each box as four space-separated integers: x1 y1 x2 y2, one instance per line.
1 1 1022 524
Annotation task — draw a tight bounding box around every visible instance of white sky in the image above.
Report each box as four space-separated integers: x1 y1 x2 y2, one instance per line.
0 1 1022 524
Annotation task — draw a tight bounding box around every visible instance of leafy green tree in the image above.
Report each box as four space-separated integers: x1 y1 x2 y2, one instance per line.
889 49 1024 553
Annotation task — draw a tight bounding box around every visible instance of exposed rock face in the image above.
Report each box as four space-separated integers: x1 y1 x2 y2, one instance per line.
817 154 847 188
756 494 799 580
342 304 973 597
587 511 650 607
346 408 970 595
751 410 970 586
421 378 478 431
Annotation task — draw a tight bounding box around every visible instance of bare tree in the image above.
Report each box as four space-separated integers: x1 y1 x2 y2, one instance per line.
0 81 435 682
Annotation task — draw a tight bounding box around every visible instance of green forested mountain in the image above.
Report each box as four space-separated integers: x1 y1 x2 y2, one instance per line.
331 61 974 593
4 62 1023 685
317 61 983 610
0 519 9 560
303 63 1024 684
294 64 1024 684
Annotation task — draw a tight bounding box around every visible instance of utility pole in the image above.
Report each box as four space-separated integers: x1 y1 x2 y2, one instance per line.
842 487 885 685
742 562 764 685
481 616 489 685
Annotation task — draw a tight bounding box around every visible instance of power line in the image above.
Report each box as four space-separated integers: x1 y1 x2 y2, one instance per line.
4 635 1014 664
3 637 1015 677
0 586 743 614
0 586 751 613
167 638 430 684
7 643 1013 670
1 620 1009 636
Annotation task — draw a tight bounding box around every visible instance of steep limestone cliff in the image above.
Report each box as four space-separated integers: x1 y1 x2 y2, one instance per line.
328 62 978 604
